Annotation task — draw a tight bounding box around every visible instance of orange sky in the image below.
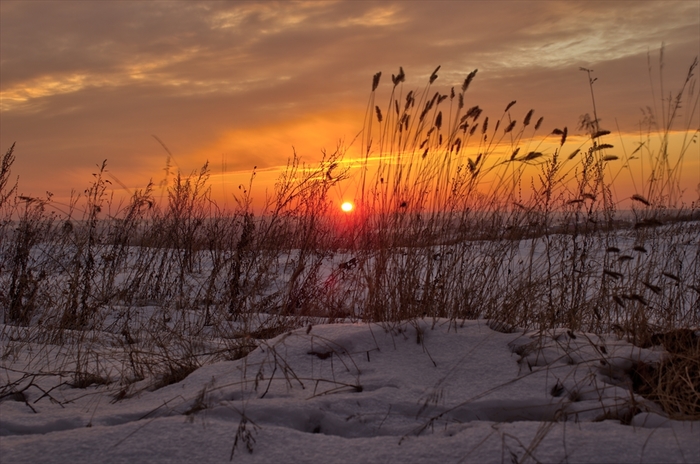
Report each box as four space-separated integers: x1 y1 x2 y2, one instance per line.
1 1 698 212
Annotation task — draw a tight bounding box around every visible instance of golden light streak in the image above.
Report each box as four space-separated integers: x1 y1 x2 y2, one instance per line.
41 128 697 216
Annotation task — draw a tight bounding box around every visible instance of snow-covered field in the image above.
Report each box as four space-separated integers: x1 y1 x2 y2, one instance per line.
2 318 698 463
1 195 698 462
2 47 699 462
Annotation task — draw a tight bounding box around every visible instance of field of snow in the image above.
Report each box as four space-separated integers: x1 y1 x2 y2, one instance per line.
1 156 698 463
2 318 699 463
3 49 699 462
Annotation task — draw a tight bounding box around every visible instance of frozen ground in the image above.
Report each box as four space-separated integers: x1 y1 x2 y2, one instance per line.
2 319 698 463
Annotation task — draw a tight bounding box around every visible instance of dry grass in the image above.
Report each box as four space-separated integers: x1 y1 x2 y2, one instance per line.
631 329 700 419
1 52 698 427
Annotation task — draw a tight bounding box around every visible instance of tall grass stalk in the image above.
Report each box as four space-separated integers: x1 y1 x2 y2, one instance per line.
1 54 698 419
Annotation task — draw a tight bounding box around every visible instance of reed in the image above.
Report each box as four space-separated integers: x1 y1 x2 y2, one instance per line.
0 52 698 424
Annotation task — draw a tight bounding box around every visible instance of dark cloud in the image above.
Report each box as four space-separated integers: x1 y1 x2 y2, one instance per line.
1 0 697 202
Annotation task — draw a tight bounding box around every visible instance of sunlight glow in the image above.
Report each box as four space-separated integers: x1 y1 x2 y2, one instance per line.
341 201 354 212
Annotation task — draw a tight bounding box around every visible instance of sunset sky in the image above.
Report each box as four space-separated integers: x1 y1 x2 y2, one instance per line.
1 1 698 209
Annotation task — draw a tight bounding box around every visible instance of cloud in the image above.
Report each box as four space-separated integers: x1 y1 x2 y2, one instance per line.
1 0 697 203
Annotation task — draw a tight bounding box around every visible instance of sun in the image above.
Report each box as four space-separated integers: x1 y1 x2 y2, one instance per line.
341 201 354 212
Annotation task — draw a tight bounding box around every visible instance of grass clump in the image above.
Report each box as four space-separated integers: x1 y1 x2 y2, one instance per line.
631 329 700 419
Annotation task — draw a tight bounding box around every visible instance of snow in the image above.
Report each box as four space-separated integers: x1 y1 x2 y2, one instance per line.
2 319 698 463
